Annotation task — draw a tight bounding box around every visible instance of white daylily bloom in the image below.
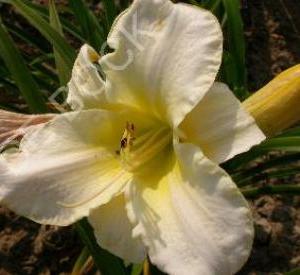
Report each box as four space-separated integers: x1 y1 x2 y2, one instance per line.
0 0 266 274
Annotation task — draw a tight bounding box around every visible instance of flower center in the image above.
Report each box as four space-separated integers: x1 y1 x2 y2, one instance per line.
119 122 172 173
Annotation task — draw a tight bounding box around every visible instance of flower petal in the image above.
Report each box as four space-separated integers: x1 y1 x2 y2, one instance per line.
0 110 133 226
180 82 266 163
67 44 107 110
89 194 146 263
126 143 253 275
100 0 222 126
0 109 54 147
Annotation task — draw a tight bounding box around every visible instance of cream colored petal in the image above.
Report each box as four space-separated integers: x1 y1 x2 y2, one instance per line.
89 194 146 263
126 143 253 275
0 110 133 226
67 44 107 110
180 82 265 163
100 0 222 126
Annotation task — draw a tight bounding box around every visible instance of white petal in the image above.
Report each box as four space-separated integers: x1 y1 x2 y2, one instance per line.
67 44 107 110
126 143 253 275
89 194 146 263
180 82 266 163
100 0 222 127
0 110 132 226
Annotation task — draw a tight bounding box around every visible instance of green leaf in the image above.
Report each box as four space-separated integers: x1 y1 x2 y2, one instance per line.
29 53 54 66
223 135 300 173
188 0 200 6
71 247 91 275
202 0 222 13
242 185 300 198
284 268 300 275
277 126 300 137
103 0 118 32
6 23 51 54
232 152 300 185
221 0 248 100
11 0 76 71
0 19 47 113
236 167 300 187
76 218 127 275
131 264 144 275
259 137 300 152
49 0 71 86
120 0 132 9
1 0 85 42
68 0 105 50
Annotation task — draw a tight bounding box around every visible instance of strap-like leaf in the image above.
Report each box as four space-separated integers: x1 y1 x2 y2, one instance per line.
284 268 300 275
68 0 105 51
103 0 118 32
11 0 76 71
0 19 47 113
221 0 248 99
49 0 71 86
243 185 300 198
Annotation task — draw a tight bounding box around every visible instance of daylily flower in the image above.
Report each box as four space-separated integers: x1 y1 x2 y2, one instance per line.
0 0 266 274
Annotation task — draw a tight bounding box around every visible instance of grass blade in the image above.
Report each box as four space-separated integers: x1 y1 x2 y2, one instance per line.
284 268 300 275
277 126 300 137
232 152 300 184
221 0 248 99
131 264 144 275
236 167 300 187
1 0 84 42
259 137 300 152
242 185 300 198
49 0 71 85
0 19 47 113
223 135 300 173
71 247 91 275
103 0 118 31
11 0 76 70
68 0 105 50
6 23 51 54
202 0 222 13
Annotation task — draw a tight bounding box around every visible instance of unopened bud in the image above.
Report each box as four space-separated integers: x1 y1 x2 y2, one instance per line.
243 64 300 137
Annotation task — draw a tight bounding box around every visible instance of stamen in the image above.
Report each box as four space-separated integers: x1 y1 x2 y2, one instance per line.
119 122 172 173
120 122 136 150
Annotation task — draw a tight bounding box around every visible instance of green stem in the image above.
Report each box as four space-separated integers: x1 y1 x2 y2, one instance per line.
242 185 300 198
71 247 90 275
75 218 127 275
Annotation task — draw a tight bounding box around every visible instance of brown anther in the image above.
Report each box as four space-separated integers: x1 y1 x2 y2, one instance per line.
121 138 128 149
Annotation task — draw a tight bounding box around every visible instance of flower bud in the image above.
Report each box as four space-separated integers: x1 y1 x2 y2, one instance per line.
243 64 300 137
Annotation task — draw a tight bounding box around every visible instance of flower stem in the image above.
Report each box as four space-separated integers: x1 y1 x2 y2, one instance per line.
71 247 90 275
